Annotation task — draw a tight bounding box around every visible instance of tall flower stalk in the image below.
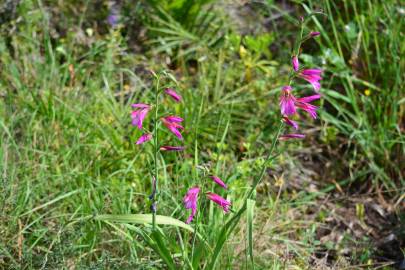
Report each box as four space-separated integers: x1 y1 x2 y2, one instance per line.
206 15 325 268
152 75 160 230
124 13 325 269
130 71 185 232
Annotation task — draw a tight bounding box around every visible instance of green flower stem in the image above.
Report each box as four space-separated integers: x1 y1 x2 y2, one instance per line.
207 122 284 269
246 121 284 200
152 76 160 231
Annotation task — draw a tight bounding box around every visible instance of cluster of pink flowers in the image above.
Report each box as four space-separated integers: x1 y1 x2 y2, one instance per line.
131 87 185 214
131 88 184 149
131 86 231 224
279 34 323 140
183 176 231 224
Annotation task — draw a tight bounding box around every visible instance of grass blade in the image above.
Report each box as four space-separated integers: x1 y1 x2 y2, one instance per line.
20 189 81 216
95 214 194 232
247 198 255 268
149 230 176 269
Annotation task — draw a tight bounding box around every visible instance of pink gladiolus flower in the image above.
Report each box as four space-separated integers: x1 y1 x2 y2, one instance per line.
161 116 184 140
299 69 322 91
184 187 200 224
280 86 297 116
279 134 305 140
280 87 320 119
310 31 320 37
295 95 321 119
160 146 185 151
165 88 182 102
136 133 152 145
292 56 299 72
131 103 151 130
206 192 231 213
164 116 183 122
131 103 150 109
210 176 227 189
282 116 299 130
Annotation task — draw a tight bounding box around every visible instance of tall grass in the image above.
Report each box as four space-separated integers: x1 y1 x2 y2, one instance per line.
1 0 403 269
302 0 404 188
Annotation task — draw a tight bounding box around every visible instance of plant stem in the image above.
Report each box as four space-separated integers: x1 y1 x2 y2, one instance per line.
190 97 204 260
207 122 284 269
246 121 284 200
152 76 160 230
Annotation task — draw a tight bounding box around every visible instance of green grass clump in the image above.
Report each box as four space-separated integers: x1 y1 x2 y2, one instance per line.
303 0 404 188
0 0 403 269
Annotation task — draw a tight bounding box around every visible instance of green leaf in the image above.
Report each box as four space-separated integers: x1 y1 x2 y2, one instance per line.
95 214 194 232
247 199 255 268
191 241 206 269
149 230 176 270
207 206 245 269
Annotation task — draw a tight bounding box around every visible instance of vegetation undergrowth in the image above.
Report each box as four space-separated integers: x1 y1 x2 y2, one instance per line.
0 0 403 269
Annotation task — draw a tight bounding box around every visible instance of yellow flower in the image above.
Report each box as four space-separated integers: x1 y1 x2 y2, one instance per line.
239 45 247 59
364 89 371 96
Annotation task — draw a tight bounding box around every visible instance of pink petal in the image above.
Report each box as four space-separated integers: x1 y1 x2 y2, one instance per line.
136 108 150 129
292 56 299 72
210 176 227 189
282 117 299 130
165 116 183 123
168 125 183 140
171 122 184 130
310 81 321 91
279 134 305 141
299 69 323 91
296 100 319 119
280 98 297 115
160 146 185 151
136 133 152 145
131 103 150 109
131 106 151 130
161 117 184 140
280 88 297 116
186 208 197 224
131 111 142 127
206 192 231 213
297 95 321 103
165 88 182 102
184 187 200 224
301 69 322 76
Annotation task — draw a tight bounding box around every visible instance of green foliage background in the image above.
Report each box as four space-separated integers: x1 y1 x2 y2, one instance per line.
0 0 403 269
